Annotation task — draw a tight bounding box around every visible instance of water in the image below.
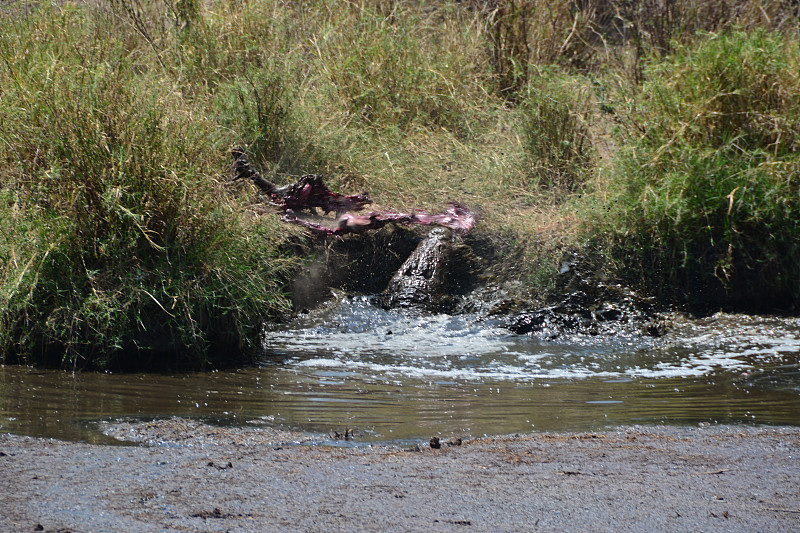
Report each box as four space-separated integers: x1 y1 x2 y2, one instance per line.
1 296 799 445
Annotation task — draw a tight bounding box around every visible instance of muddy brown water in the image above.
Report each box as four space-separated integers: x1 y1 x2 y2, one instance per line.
1 297 799 445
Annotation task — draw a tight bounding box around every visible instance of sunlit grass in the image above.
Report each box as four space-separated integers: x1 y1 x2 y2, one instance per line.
585 29 800 309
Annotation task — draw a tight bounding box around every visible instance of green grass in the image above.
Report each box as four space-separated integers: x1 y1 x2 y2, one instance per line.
586 29 800 310
520 71 596 196
0 1 798 369
0 3 295 369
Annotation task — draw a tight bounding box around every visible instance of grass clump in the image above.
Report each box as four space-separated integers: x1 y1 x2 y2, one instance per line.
592 29 800 310
0 4 294 369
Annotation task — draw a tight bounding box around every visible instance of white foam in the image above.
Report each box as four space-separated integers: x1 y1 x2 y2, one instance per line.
265 300 800 384
289 356 618 381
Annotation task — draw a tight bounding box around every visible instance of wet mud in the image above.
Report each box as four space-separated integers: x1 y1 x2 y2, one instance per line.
2 420 799 532
287 223 671 345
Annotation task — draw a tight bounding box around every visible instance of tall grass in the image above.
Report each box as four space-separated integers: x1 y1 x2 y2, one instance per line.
592 29 800 310
1 0 799 370
481 0 799 86
316 4 479 134
0 4 295 369
520 72 595 196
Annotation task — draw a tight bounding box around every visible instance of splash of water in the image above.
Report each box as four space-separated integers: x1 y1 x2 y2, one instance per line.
263 297 800 384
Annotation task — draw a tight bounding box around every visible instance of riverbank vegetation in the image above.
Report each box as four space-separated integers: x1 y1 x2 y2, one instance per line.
1 0 798 369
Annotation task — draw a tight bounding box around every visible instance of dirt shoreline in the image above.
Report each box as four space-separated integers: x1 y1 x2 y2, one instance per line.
1 421 799 532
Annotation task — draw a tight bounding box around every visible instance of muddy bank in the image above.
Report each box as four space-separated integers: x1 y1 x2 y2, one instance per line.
286 224 670 343
2 421 798 532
